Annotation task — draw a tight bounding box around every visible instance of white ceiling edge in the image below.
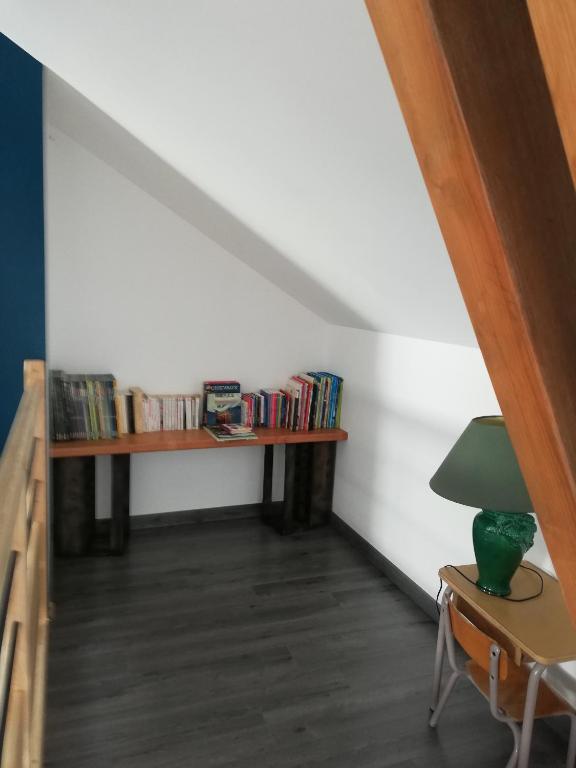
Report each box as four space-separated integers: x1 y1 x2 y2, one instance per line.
45 72 369 330
45 71 478 347
0 0 476 346
5 0 479 347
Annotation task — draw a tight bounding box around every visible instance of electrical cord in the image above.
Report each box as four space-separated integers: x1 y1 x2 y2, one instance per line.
435 580 443 616
435 563 544 615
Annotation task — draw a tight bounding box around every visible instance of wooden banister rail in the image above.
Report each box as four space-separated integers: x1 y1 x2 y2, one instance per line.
0 361 48 767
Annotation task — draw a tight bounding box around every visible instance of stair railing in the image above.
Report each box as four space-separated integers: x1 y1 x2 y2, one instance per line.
0 360 48 767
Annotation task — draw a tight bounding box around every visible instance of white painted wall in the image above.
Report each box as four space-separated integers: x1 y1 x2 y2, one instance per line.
325 326 554 599
45 125 328 516
324 326 576 693
44 120 557 584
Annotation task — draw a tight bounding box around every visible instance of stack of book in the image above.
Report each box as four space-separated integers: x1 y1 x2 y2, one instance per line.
241 391 288 428
50 371 117 441
113 390 135 435
50 371 203 440
286 372 343 431
204 423 257 442
240 373 343 431
130 389 202 434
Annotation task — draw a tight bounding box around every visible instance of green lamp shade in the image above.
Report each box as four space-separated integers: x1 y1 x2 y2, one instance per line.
430 416 536 597
430 416 533 514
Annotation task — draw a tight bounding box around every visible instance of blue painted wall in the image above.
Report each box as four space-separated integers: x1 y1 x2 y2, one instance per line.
0 33 45 446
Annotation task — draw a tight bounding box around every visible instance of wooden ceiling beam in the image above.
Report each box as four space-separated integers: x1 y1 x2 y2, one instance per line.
365 0 576 620
527 0 576 187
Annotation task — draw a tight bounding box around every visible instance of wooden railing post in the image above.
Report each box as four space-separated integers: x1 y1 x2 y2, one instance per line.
8 476 31 766
24 362 48 767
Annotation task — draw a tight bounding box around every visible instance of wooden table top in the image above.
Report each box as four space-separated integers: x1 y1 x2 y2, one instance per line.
439 562 576 665
50 427 348 458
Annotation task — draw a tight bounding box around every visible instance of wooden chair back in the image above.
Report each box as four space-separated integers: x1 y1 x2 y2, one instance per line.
449 598 509 680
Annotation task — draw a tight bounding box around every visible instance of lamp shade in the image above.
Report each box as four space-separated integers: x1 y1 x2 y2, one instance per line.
429 416 534 514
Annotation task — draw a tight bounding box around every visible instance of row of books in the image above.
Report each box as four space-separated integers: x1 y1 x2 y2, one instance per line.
130 389 203 434
288 372 343 431
238 373 343 431
50 372 117 441
50 372 343 441
50 372 204 441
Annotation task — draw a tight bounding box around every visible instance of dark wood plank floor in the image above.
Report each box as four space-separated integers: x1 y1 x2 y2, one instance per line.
46 519 568 767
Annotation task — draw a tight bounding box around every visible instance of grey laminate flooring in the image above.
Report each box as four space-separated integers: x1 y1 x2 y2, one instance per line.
46 519 568 767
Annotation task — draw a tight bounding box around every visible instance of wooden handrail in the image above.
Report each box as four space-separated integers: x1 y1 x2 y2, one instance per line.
0 361 48 767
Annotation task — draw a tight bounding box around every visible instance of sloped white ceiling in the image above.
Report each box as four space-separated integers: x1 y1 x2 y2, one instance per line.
1 0 477 345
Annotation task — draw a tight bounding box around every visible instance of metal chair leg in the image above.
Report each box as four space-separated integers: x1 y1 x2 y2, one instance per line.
430 594 447 711
429 671 461 728
566 715 576 768
504 721 521 768
517 663 545 768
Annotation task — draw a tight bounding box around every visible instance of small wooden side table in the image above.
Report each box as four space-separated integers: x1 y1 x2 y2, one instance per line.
433 562 576 768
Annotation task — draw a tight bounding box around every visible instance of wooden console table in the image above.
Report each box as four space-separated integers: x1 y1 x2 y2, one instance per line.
50 427 348 555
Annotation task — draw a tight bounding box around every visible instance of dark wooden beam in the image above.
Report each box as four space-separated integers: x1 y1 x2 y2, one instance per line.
365 0 576 621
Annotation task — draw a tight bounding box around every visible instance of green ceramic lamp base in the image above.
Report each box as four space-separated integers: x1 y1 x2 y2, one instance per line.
472 509 537 597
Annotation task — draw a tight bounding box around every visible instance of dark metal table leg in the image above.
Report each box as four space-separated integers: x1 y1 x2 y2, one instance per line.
110 454 130 555
261 445 274 522
282 444 298 534
295 444 312 528
309 442 336 527
281 444 313 533
272 440 338 535
52 457 95 555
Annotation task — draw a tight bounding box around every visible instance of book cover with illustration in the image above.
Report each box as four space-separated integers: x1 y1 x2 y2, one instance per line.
203 381 242 425
204 424 257 442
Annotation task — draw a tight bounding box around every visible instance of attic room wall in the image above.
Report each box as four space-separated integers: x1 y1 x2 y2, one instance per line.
325 326 576 694
325 326 555 598
44 120 557 578
44 125 328 516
